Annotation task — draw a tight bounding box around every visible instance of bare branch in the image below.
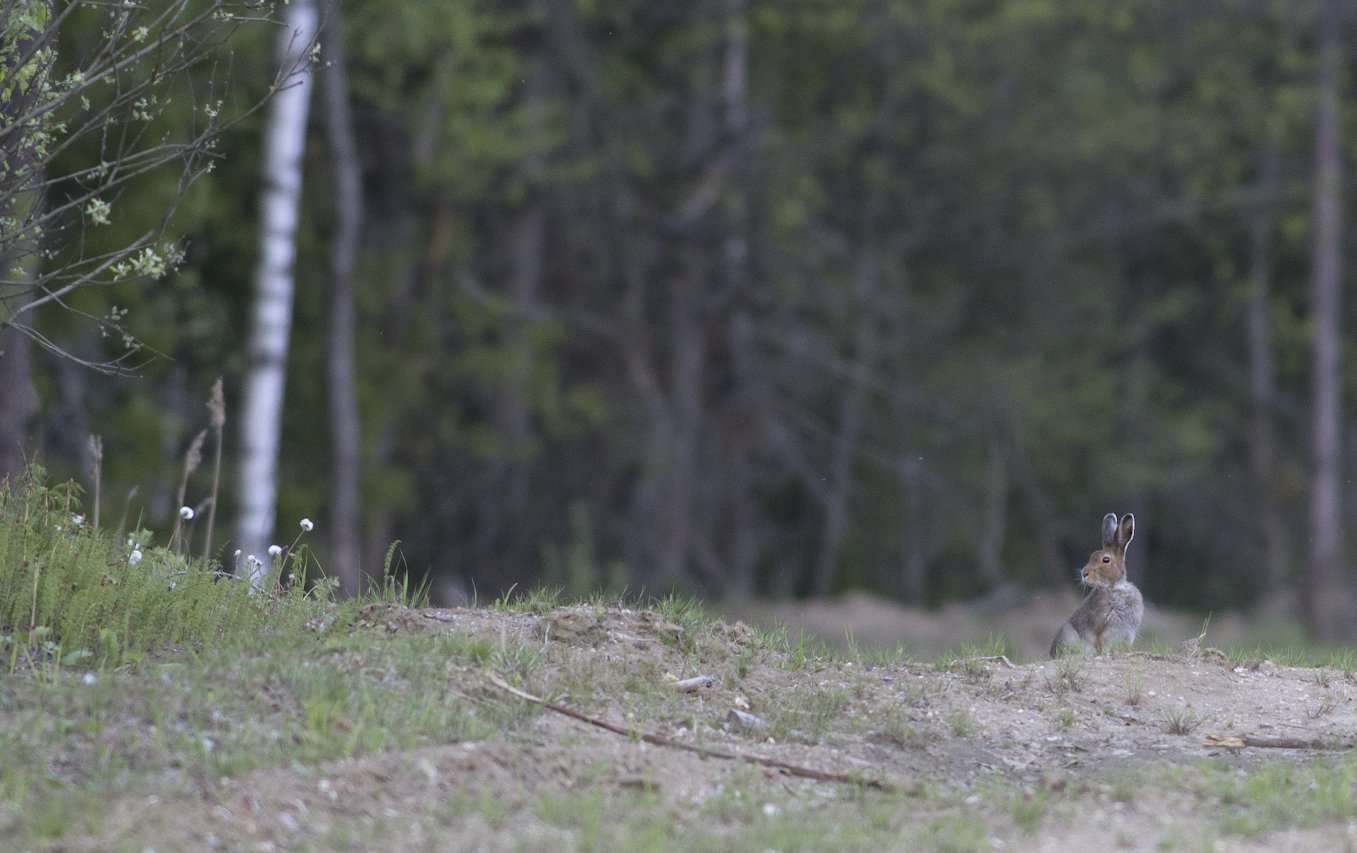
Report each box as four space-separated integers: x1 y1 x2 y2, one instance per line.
0 1 292 367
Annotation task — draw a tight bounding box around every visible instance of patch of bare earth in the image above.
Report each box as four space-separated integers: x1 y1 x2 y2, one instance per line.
65 603 1357 851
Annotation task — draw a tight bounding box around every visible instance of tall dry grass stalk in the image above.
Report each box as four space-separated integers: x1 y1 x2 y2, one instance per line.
88 434 103 530
203 378 226 564
170 430 206 554
115 485 139 545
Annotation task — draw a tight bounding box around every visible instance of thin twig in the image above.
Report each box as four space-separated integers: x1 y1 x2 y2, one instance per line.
947 655 1016 669
486 672 898 791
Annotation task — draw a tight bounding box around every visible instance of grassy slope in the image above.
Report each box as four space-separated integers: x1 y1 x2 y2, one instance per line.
3 476 1357 850
4 598 1357 850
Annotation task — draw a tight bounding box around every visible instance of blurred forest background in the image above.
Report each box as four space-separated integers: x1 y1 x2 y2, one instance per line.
3 0 1357 640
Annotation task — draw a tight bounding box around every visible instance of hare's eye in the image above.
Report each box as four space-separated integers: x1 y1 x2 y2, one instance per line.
1102 555 1111 563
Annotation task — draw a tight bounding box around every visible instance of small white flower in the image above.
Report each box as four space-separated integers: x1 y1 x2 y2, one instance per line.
234 549 242 558
179 506 195 520
71 514 85 525
299 518 314 532
129 549 143 564
268 545 283 556
82 673 97 686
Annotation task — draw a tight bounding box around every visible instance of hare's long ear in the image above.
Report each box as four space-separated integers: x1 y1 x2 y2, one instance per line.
1117 513 1135 552
1101 513 1119 548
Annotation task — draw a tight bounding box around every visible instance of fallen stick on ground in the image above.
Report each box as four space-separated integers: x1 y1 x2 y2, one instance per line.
672 674 715 692
1204 733 1357 750
486 672 899 792
946 655 1016 669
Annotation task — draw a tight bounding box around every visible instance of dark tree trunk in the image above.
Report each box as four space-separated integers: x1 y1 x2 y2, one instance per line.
808 347 865 598
322 0 365 596
809 252 877 598
0 16 45 485
489 38 551 578
657 258 705 590
1246 143 1290 611
0 315 35 482
898 455 928 603
1305 0 1348 642
716 0 759 597
976 430 1009 590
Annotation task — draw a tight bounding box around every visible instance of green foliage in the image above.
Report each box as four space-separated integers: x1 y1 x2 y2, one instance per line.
5 2 273 361
17 0 1349 621
0 627 539 843
0 466 318 667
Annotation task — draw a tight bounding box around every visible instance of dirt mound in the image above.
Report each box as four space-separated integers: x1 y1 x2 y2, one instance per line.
65 603 1357 851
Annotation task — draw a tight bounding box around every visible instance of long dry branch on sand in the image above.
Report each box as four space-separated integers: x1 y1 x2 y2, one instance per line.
486 672 899 792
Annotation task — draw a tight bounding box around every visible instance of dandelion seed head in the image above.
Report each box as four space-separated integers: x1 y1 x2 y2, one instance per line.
179 506 195 520
129 549 143 565
299 518 314 532
268 545 283 556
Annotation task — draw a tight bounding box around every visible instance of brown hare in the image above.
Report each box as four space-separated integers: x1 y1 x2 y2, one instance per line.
1050 512 1143 657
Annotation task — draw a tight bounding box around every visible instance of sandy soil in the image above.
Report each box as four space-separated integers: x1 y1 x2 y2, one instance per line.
67 600 1357 851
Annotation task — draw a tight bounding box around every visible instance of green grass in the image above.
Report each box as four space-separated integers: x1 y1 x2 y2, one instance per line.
0 467 326 668
1224 643 1357 672
750 620 837 670
10 466 1357 849
933 635 1012 673
0 628 545 842
1210 758 1357 836
1126 755 1357 839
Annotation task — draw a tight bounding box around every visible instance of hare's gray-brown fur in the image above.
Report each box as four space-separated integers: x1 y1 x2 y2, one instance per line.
1050 513 1144 657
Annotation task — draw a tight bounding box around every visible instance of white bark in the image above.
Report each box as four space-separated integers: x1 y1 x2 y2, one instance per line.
236 0 319 588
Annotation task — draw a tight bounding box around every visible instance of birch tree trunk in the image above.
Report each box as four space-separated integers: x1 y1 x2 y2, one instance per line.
236 0 318 586
321 0 365 597
1305 0 1347 642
